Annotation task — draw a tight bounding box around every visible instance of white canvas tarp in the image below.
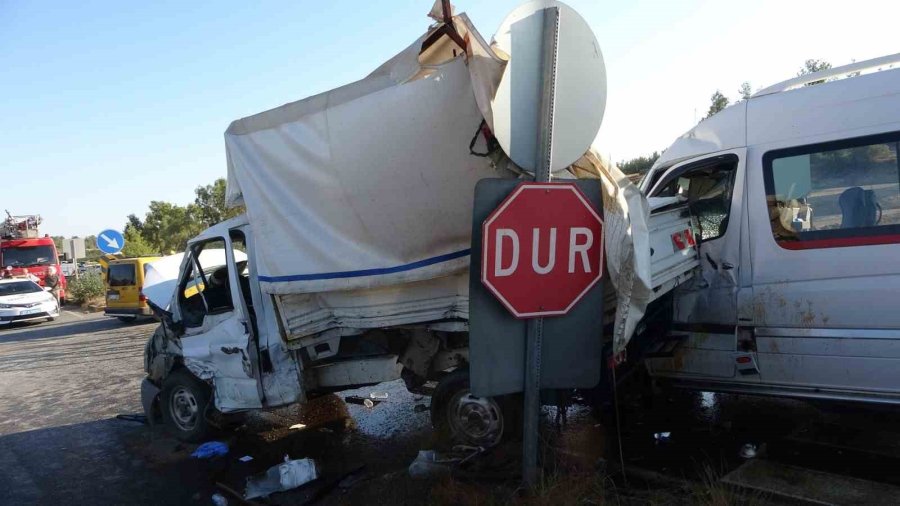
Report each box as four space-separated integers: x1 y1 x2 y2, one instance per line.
223 10 653 350
225 15 511 296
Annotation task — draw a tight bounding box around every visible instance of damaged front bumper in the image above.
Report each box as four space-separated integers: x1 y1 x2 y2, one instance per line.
141 377 162 425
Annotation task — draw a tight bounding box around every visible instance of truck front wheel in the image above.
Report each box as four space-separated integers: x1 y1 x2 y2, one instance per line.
160 369 212 442
431 368 520 448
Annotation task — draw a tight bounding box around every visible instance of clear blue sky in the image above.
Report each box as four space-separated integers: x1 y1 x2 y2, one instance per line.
2 0 898 237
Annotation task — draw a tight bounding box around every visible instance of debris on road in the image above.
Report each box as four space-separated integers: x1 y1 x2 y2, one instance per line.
244 455 319 500
369 392 389 400
408 450 458 479
191 441 229 459
238 455 253 463
289 423 306 430
211 493 228 506
344 395 381 408
740 443 758 459
115 413 148 424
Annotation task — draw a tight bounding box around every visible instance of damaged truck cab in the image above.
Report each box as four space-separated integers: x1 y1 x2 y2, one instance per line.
142 216 473 441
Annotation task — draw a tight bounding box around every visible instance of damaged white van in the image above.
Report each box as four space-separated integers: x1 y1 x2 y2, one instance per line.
643 54 900 405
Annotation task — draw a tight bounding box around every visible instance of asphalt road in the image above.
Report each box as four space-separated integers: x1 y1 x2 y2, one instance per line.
0 311 435 505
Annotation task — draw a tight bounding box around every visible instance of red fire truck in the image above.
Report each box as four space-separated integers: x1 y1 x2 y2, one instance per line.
0 213 67 301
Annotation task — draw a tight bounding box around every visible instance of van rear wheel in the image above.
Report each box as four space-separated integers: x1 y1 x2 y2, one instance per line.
160 369 212 442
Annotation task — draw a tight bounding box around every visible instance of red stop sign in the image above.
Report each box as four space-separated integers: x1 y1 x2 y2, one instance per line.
481 182 604 318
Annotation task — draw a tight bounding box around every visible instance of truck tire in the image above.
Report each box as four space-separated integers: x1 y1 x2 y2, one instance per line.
431 368 520 448
160 369 212 442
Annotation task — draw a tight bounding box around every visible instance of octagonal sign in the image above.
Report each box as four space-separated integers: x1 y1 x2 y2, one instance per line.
481 182 604 318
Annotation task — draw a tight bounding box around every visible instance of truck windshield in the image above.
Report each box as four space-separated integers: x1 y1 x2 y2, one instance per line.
1 245 56 267
0 281 43 295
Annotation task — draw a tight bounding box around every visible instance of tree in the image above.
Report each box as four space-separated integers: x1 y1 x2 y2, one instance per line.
51 235 65 253
619 151 660 175
126 214 144 235
798 59 832 86
121 226 157 257
141 201 203 254
738 81 753 100
193 178 243 228
82 235 102 261
705 90 729 119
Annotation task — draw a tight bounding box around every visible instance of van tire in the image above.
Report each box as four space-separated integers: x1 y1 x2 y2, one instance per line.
160 369 213 442
118 316 138 323
431 368 520 448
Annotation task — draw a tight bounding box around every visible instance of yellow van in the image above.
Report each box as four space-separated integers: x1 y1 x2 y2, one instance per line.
104 256 160 322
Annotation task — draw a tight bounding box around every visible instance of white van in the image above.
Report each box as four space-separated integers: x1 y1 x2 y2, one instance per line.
643 54 900 405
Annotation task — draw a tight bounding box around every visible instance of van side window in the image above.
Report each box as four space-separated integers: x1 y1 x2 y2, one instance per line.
179 239 235 328
653 156 738 241
764 133 900 249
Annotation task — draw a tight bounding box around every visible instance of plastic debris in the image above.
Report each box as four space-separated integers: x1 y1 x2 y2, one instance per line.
211 493 228 506
191 441 229 459
369 392 389 400
653 432 671 444
238 455 253 463
245 455 319 499
408 450 459 479
740 443 758 459
289 423 307 430
344 395 382 407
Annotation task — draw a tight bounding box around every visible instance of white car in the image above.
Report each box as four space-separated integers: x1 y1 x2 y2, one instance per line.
0 278 60 325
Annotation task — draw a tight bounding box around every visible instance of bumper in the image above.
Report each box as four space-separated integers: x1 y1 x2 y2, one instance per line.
105 306 154 317
141 378 162 425
0 304 60 325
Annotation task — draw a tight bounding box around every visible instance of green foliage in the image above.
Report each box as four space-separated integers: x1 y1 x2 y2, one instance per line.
705 90 729 119
140 201 203 255
618 151 660 175
82 235 102 261
194 178 243 227
67 273 105 303
798 59 832 86
121 227 157 257
738 81 753 100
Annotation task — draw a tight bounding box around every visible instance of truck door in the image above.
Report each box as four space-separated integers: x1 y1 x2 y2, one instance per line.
646 149 753 379
173 234 263 411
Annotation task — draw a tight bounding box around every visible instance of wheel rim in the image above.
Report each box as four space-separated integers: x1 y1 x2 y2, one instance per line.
169 386 199 431
446 390 504 447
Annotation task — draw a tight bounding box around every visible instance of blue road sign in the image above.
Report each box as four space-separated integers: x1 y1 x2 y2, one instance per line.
97 229 125 254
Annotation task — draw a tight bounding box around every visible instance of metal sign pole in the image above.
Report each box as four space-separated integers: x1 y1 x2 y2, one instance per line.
523 5 559 488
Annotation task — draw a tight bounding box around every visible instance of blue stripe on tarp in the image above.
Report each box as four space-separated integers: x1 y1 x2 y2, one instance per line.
258 249 471 282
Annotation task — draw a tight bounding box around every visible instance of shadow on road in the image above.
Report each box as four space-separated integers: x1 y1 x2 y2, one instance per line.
0 417 201 505
0 316 156 345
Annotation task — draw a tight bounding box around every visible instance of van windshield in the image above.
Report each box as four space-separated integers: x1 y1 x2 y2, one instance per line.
108 264 137 287
1 245 56 267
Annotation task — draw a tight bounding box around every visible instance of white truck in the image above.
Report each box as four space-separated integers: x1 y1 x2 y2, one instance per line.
140 10 699 443
643 54 900 407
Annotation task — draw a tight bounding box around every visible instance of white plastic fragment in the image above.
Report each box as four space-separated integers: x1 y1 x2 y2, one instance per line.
245 455 319 499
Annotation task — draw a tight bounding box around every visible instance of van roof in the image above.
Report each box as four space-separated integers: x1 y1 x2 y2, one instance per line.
653 53 900 171
109 256 160 265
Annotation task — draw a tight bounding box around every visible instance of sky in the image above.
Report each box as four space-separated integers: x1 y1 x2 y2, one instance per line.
1 0 898 237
